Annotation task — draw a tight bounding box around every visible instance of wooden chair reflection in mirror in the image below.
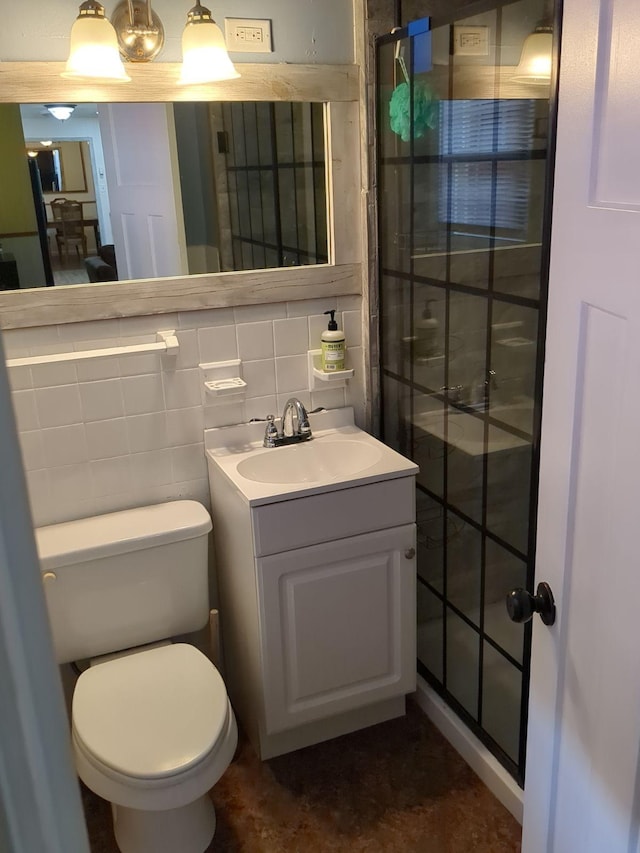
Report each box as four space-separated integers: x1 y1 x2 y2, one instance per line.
50 199 88 262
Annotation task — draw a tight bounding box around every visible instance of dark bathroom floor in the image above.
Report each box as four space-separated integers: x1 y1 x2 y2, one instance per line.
82 699 522 853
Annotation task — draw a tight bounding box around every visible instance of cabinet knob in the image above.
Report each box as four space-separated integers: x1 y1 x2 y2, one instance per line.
404 548 416 560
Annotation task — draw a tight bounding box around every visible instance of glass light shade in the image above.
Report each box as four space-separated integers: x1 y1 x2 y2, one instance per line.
45 105 77 121
179 19 240 85
512 31 552 84
62 15 131 81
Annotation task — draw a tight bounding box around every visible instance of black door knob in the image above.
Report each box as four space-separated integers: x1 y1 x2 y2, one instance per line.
506 582 556 626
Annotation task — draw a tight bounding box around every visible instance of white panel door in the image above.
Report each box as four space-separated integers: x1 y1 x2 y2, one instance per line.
258 525 416 734
523 0 640 850
98 103 188 281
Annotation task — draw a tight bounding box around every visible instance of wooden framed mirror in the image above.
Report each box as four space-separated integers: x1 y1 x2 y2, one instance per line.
0 63 361 329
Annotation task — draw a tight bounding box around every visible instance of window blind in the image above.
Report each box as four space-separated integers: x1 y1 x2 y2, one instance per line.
438 99 536 232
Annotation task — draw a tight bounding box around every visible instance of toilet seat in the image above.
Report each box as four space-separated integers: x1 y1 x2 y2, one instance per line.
72 643 228 781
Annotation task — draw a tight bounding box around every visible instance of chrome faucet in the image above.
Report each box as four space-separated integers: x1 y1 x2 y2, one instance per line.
263 397 312 447
441 370 497 412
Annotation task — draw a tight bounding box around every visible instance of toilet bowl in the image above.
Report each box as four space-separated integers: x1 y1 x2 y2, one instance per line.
36 501 237 853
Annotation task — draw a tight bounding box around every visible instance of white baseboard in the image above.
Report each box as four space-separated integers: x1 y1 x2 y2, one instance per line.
414 675 524 824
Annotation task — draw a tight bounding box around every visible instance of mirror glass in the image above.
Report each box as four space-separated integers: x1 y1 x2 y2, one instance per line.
0 101 328 292
26 142 88 193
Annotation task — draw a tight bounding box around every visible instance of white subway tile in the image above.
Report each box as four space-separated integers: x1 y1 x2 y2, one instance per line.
197 325 238 363
145 479 210 507
41 424 89 467
204 403 244 429
120 314 178 337
277 391 311 413
17 326 61 352
310 387 346 410
286 299 336 318
129 449 173 486
58 319 121 343
36 385 82 428
273 317 308 357
122 374 165 416
7 365 32 391
25 469 53 527
19 431 45 471
2 329 31 359
76 357 122 382
275 355 308 394
179 308 235 330
12 390 39 431
80 379 124 422
237 321 274 361
85 418 129 460
118 352 162 377
126 412 168 453
174 330 199 369
162 368 201 410
234 303 287 323
31 361 78 389
47 464 92 508
171 443 206 482
166 407 204 446
92 492 142 516
337 295 361 312
242 359 276 398
90 457 132 497
244 395 277 422
342 310 362 347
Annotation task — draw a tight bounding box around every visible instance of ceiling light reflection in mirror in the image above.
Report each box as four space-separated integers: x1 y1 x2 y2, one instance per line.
2 100 328 292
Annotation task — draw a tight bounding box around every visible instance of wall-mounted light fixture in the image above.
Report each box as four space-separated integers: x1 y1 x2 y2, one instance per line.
111 0 165 63
62 0 239 84
45 105 77 121
179 1 240 85
63 1 131 81
512 26 553 84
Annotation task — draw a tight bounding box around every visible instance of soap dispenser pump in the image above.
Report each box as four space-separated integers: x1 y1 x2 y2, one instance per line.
321 309 346 372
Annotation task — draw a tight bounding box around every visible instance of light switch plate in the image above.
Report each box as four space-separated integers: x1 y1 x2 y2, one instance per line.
453 25 489 56
224 18 273 53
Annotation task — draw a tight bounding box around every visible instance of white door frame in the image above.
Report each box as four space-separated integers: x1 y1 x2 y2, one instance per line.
0 330 90 853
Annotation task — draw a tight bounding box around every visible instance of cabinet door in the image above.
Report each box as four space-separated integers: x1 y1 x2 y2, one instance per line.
257 524 416 734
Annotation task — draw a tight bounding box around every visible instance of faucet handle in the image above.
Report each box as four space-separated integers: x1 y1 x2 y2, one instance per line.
263 414 280 448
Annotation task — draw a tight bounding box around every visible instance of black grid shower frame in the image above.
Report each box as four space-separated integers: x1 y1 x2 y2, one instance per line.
376 5 559 787
224 102 328 270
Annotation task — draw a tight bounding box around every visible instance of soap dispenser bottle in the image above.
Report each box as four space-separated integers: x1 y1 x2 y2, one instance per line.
321 309 346 372
415 299 439 360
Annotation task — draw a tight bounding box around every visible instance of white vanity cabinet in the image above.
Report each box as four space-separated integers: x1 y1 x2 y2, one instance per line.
205 410 418 759
258 523 416 737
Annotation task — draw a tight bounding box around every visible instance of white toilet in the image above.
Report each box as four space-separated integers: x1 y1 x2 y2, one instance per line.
35 500 238 853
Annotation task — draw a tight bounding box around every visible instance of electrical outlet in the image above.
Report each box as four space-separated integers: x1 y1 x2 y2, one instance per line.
224 18 273 54
453 26 489 56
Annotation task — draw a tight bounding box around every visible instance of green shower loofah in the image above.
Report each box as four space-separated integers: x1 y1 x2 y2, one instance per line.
389 81 438 142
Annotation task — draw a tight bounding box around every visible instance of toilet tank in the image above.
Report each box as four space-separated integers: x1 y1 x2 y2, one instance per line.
35 501 213 664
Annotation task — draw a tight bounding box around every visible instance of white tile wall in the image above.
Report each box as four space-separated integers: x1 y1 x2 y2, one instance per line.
4 296 364 527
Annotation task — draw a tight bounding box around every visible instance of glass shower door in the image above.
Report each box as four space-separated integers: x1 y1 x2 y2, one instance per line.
377 3 555 786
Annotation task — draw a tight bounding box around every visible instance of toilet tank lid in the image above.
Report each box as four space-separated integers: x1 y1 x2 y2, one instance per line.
35 501 212 571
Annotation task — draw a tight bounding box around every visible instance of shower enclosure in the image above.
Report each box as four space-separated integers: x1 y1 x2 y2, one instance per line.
376 0 557 785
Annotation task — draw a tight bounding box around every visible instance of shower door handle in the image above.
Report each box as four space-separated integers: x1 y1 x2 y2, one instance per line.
506 582 556 626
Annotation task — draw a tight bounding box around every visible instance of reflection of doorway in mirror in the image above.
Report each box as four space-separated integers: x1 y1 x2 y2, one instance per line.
10 100 330 290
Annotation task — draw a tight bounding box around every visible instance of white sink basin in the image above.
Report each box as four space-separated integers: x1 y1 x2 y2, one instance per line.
236 439 383 484
205 408 418 506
